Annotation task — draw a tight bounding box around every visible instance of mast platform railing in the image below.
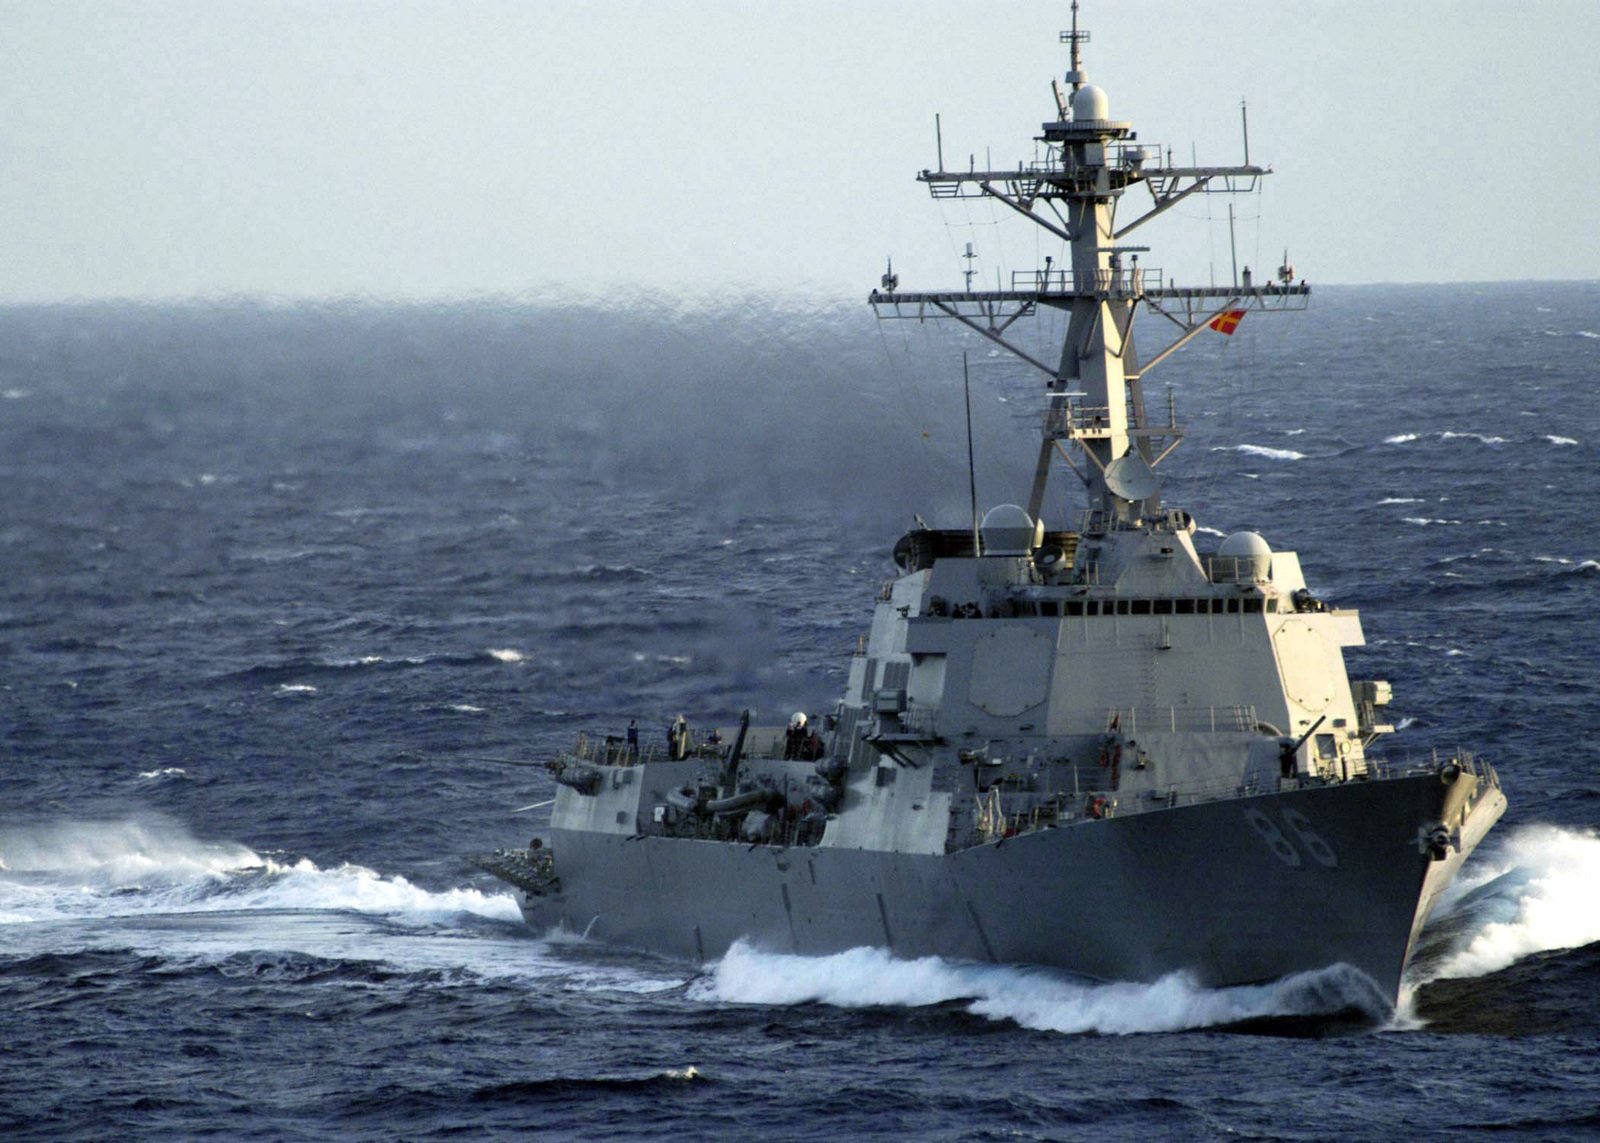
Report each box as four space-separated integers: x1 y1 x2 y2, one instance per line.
1145 282 1310 301
1044 399 1113 440
1043 397 1180 442
1013 266 1162 297
1143 283 1312 330
917 152 1261 200
867 263 1163 314
868 277 1308 313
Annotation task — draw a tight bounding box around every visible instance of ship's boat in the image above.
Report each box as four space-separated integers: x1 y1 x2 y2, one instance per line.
471 4 1505 1009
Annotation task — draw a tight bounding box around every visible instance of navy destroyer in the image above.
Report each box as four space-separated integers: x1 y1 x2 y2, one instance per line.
472 5 1505 1008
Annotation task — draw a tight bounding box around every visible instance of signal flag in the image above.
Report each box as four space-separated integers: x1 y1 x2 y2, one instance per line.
1207 310 1247 335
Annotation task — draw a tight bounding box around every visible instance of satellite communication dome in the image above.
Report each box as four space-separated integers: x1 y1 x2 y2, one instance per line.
1217 531 1273 580
980 504 1043 556
1072 83 1110 121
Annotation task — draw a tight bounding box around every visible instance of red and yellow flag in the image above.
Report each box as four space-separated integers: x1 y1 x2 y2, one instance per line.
1207 309 1247 335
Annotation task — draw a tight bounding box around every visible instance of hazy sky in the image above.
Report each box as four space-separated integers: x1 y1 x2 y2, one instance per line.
4 1 1597 303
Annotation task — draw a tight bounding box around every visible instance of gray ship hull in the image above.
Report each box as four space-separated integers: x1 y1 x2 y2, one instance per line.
516 771 1505 1004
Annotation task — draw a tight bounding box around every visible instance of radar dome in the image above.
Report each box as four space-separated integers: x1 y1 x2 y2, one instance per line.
1217 531 1272 580
980 504 1043 556
1072 83 1109 122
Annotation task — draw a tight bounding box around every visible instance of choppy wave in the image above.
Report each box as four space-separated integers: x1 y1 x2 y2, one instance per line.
1384 429 1565 448
691 940 1388 1035
1401 547 1600 600
217 648 533 687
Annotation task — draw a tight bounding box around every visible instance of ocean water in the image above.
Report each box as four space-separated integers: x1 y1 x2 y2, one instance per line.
2 284 1598 1140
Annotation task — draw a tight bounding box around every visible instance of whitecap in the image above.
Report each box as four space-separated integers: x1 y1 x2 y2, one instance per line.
632 650 692 666
487 648 525 663
1383 433 1419 444
1545 435 1578 446
1213 444 1306 461
1577 330 1599 339
1439 431 1506 446
276 683 318 695
137 767 188 781
324 655 388 668
448 704 486 714
1378 497 1424 505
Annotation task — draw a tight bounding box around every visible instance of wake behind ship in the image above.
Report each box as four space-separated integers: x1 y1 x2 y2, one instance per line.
471 5 1505 1008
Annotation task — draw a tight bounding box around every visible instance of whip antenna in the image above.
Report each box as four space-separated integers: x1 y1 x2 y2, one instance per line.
964 352 981 554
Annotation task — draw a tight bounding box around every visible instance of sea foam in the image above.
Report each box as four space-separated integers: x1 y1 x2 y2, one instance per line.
0 818 520 926
693 940 1387 1035
1423 824 1600 981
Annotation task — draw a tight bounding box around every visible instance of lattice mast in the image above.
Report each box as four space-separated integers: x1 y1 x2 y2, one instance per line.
870 1 1308 530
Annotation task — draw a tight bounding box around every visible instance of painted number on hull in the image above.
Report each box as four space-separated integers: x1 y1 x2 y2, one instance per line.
1243 806 1340 869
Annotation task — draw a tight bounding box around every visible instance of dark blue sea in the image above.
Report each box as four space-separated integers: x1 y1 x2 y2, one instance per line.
2 285 1598 1140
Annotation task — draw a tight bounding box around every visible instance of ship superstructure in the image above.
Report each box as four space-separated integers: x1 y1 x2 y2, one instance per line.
472 5 1504 1008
